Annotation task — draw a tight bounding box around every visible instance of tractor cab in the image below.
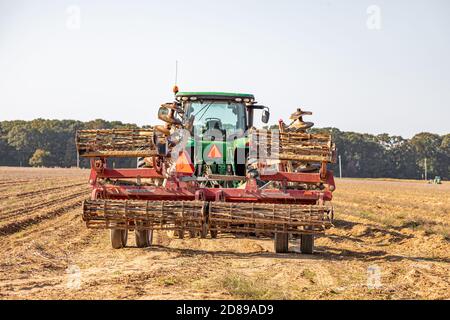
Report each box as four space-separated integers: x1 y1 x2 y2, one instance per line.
173 92 270 181
175 92 270 133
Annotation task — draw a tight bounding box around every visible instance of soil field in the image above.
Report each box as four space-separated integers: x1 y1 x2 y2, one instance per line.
0 167 448 300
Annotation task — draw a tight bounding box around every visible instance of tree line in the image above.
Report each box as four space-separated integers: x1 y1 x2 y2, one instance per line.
0 119 448 180
0 119 141 169
313 128 449 180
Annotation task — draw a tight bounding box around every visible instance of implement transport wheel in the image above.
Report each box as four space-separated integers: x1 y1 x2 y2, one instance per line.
300 234 314 254
135 229 153 248
121 229 128 246
274 233 289 253
110 229 127 249
189 230 198 238
200 202 209 239
200 224 208 239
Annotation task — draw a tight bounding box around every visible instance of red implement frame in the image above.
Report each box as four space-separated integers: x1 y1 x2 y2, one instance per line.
88 159 335 205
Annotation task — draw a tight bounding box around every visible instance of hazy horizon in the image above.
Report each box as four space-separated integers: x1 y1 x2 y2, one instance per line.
0 116 447 139
1 0 449 138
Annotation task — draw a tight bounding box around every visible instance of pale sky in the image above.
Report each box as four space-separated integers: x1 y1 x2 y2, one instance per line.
0 0 449 137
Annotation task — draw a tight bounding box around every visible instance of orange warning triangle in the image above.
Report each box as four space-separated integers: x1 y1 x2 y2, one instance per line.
175 151 194 175
207 144 222 159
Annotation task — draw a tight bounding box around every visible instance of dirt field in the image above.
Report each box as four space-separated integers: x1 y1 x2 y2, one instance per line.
0 167 448 300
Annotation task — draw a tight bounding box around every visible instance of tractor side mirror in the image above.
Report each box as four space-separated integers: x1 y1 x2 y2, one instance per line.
158 105 181 125
158 105 170 119
262 109 270 124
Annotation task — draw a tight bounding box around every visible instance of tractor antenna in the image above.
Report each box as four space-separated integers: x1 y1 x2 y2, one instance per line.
175 60 178 85
173 60 179 94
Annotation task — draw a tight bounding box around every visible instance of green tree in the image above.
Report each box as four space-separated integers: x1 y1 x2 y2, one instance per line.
29 149 51 167
410 133 443 179
438 134 450 179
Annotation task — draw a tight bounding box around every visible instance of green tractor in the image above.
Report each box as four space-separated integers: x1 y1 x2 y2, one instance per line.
76 89 336 253
149 92 270 186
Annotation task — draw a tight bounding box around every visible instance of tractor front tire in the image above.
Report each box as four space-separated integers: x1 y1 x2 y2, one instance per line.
300 234 314 254
274 233 289 253
110 229 127 249
135 229 153 248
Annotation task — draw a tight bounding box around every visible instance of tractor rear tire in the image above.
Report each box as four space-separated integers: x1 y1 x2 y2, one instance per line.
274 233 289 253
300 234 314 254
110 229 127 249
135 229 153 248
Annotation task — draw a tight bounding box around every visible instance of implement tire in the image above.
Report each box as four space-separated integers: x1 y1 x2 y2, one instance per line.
110 229 127 249
135 229 153 248
300 234 314 254
274 233 289 253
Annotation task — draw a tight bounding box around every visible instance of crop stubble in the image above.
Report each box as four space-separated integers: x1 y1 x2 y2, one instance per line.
0 167 448 299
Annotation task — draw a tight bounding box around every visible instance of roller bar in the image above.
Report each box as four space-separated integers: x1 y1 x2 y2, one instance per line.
82 199 333 235
76 129 156 158
250 129 336 163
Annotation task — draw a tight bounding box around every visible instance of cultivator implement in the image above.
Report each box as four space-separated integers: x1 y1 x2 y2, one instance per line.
76 128 335 163
76 129 156 158
82 199 333 235
209 202 333 235
76 90 336 253
83 200 205 231
249 129 335 163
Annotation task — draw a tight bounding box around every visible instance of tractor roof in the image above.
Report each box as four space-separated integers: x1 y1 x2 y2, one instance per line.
176 91 255 101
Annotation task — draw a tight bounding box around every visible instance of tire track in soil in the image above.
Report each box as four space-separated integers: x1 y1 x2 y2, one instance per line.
0 205 97 257
0 277 65 296
0 206 101 299
0 179 34 186
0 188 88 221
0 181 37 191
0 184 87 214
0 178 57 186
0 182 86 201
0 193 88 236
0 179 64 194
